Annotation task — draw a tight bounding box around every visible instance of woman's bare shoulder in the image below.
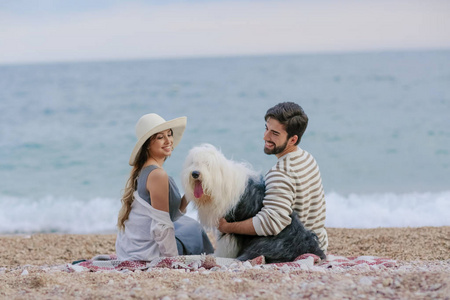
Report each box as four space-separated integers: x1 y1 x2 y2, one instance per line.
147 167 168 182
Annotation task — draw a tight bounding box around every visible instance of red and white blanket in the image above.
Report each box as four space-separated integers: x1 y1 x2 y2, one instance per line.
66 253 397 273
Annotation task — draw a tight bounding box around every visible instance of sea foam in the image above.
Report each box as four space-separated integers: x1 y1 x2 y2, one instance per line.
1 191 449 234
325 191 450 228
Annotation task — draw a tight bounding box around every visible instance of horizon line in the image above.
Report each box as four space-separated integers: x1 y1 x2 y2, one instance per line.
1 47 449 67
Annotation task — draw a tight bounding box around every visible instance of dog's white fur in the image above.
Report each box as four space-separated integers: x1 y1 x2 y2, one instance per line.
182 144 258 257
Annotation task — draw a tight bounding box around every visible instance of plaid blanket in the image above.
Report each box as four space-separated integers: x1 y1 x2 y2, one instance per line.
66 253 396 273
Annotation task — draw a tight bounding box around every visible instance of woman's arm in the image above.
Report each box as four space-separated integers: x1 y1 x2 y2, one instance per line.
147 168 170 212
146 168 178 257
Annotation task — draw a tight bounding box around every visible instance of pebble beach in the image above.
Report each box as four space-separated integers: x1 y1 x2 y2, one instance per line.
1 226 449 299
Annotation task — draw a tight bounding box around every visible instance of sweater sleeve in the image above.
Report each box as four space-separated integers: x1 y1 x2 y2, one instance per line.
252 169 295 236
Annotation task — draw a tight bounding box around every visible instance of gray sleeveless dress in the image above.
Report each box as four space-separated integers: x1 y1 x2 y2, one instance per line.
137 165 214 255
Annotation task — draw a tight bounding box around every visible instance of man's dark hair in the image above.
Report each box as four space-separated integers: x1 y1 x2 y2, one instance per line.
265 102 308 145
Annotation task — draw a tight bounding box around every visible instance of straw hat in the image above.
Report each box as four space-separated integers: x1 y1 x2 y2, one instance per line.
129 113 187 165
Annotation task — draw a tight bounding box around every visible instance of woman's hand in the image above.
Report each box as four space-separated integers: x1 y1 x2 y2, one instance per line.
180 195 188 213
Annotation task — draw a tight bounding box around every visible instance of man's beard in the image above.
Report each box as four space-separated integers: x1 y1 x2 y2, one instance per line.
264 140 288 155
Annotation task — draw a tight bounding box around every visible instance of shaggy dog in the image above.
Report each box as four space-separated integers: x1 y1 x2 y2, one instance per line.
182 144 326 263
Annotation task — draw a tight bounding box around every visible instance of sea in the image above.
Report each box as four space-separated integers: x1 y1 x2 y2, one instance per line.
0 50 449 234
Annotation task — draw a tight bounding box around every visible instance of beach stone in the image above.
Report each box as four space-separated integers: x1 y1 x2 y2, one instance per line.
429 284 442 291
359 276 373 285
382 277 393 287
194 287 205 294
130 287 142 298
229 263 240 269
69 264 85 273
393 277 403 288
20 269 29 276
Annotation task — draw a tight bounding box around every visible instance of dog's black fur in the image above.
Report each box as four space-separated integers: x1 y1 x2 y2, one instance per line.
222 176 326 263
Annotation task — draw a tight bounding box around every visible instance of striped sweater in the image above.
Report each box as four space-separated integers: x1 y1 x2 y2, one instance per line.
252 147 328 252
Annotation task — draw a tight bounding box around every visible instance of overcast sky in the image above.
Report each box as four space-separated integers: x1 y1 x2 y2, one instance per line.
1 0 450 65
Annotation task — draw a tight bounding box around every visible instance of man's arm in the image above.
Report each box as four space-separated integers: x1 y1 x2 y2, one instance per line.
217 169 295 236
218 217 256 235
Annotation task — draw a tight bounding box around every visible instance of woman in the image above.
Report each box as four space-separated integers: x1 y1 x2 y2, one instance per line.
116 113 214 261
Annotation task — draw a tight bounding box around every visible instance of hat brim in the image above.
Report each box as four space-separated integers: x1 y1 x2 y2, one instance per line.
129 116 187 166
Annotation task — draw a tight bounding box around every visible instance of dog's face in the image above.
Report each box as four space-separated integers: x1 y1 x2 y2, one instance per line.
182 143 252 228
182 144 227 207
188 168 212 206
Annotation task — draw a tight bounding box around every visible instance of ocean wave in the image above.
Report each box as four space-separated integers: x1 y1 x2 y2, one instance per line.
1 191 449 234
325 190 450 228
1 196 120 234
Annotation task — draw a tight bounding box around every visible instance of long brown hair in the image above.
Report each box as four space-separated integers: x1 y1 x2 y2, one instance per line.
117 137 153 231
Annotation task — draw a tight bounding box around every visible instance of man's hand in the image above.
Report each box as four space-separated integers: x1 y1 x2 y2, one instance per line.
217 217 257 235
217 218 230 233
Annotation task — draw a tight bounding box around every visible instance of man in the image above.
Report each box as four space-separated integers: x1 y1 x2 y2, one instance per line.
218 102 328 252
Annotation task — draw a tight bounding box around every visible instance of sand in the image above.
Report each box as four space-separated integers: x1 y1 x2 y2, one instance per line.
1 226 449 299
